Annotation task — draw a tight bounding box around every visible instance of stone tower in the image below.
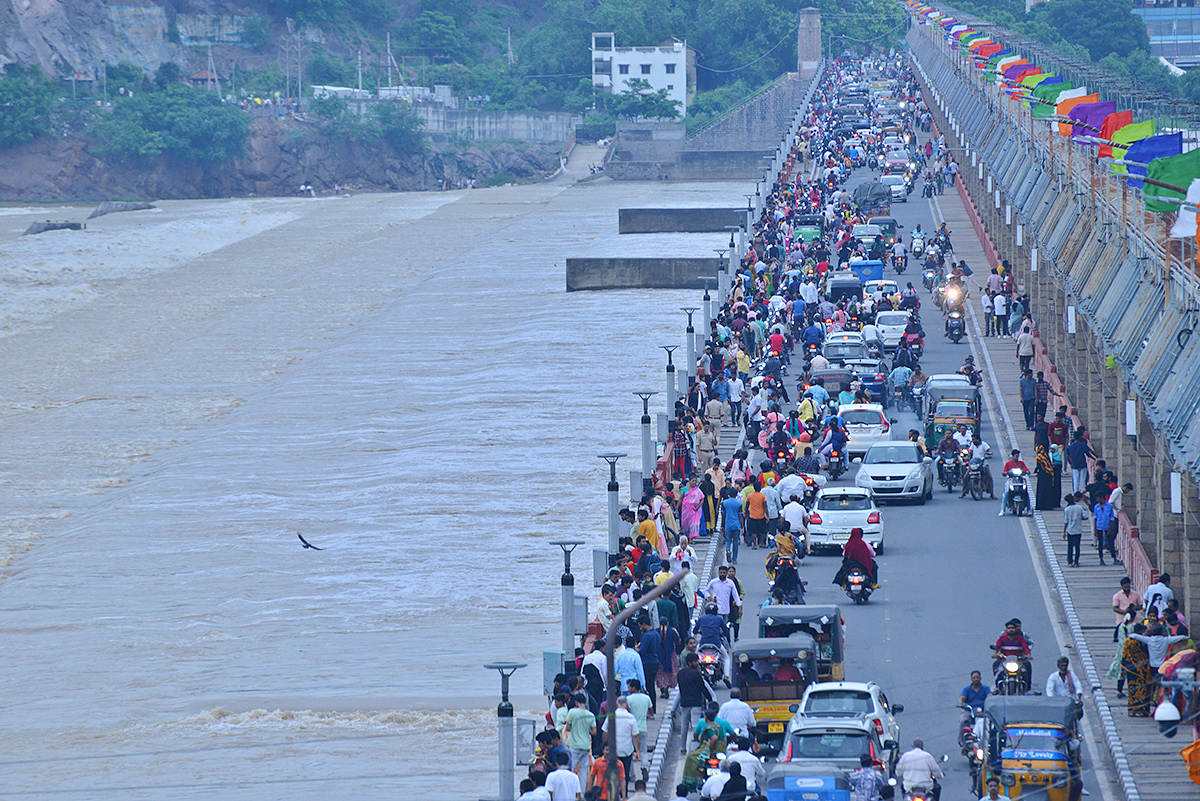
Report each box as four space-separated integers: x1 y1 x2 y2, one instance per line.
797 8 821 78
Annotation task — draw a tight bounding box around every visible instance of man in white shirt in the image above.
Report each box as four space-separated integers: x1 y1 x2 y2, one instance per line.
718 689 757 735
583 644 608 691
601 697 641 781
704 567 742 618
1145 574 1174 616
726 738 767 793
1109 482 1131 514
1045 656 1083 703
810 352 830 370
545 752 582 800
699 761 730 800
896 739 944 795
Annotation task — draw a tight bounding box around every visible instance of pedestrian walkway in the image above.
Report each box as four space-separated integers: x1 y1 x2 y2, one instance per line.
932 182 1198 800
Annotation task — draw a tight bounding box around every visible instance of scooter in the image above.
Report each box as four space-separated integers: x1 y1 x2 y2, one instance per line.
1003 469 1030 517
827 448 847 481
947 311 965 343
843 566 873 604
698 642 730 689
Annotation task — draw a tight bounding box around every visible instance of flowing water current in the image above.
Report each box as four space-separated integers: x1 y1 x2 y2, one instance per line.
0 176 741 798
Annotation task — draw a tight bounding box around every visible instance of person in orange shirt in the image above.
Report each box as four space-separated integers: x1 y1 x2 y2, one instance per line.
586 744 627 801
743 479 769 548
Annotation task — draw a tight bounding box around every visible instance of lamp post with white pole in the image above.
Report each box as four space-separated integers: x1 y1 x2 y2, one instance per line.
483 661 527 801
633 392 658 498
660 346 678 414
549 539 584 674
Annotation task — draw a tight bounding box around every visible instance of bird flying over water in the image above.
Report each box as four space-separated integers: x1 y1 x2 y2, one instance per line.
297 532 323 550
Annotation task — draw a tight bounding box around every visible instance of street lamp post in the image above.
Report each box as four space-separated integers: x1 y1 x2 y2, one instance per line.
714 249 728 307
632 392 659 498
698 276 717 343
660 346 679 414
596 454 625 556
550 539 585 672
680 308 699 397
484 661 527 801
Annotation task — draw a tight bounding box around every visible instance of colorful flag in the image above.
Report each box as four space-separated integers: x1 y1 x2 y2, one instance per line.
1144 148 1200 211
1168 179 1200 238
1110 120 1157 170
1097 110 1133 158
1123 132 1183 189
1056 93 1098 136
1031 79 1070 118
1069 101 1116 141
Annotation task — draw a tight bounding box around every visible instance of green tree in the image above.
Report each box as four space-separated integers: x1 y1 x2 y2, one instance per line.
1029 0 1150 61
370 101 425 152
153 62 183 90
306 49 355 86
0 70 53 149
106 61 144 94
609 77 681 119
88 85 249 163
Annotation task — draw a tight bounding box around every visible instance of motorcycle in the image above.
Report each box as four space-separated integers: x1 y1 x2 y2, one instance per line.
893 253 906 274
922 268 936 291
698 642 729 688
965 457 988 501
959 705 986 785
938 449 966 492
842 565 873 604
992 652 1032 695
1003 468 1030 517
827 448 847 480
947 311 965 344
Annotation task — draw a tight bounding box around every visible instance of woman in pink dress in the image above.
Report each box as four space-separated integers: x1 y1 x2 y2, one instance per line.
680 478 704 541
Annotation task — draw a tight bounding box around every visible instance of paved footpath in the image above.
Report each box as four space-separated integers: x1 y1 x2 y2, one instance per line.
932 182 1199 800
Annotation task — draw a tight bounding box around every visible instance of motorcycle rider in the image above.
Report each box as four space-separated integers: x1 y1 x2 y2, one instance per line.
958 356 982 387
991 618 1033 691
957 670 991 746
834 527 878 588
896 738 944 800
892 338 915 370
892 238 908 272
960 433 996 500
694 602 730 680
819 414 849 470
999 449 1030 516
763 353 790 402
934 429 960 486
889 363 914 407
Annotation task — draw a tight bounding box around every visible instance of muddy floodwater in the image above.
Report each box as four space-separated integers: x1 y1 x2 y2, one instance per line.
0 176 743 798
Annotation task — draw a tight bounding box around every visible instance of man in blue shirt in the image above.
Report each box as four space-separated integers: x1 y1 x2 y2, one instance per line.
1065 432 1094 494
957 670 990 746
1094 496 1118 566
720 488 744 565
802 321 824 348
807 377 830 408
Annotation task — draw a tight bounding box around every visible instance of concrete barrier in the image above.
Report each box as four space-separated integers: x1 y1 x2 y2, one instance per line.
22 221 84 235
565 257 722 292
618 208 742 234
88 201 155 219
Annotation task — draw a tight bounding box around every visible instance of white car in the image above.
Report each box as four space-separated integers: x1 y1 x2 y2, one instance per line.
807 487 884 552
838 403 894 456
880 174 907 202
854 441 935 504
826 331 865 346
864 280 899 305
795 681 904 758
873 309 911 350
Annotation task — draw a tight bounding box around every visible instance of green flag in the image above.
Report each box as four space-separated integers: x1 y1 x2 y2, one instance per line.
1144 149 1200 211
1110 120 1156 174
1031 81 1072 119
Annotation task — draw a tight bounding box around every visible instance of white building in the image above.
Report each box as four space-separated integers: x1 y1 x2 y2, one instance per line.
591 33 694 115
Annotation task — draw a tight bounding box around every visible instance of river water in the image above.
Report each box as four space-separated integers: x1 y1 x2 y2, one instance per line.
0 176 743 798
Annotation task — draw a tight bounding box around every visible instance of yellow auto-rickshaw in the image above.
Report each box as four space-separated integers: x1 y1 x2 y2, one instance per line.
757 604 846 681
981 695 1082 800
732 635 819 754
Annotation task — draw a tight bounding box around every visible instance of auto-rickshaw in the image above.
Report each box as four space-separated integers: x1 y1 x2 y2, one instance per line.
921 378 981 426
758 605 846 681
924 402 978 451
981 695 1082 800
733 635 820 754
765 762 852 801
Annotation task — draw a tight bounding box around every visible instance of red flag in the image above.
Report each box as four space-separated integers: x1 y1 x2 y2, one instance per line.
1098 110 1134 158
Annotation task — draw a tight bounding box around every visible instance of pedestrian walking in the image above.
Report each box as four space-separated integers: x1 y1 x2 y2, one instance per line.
1016 328 1035 372
993 292 1009 336
1065 431 1094 494
983 291 994 337
1093 495 1118 565
1062 493 1086 567
1033 371 1053 421
1019 369 1037 430
1112 577 1143 643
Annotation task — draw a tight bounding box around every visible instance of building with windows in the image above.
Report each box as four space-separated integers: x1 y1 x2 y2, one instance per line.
1133 0 1200 67
591 33 694 114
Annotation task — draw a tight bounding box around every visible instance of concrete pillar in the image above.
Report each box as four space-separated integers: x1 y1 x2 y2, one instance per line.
1136 405 1159 551
1072 316 1090 423
1183 492 1200 629
1157 444 1185 580
1086 333 1102 444
1102 371 1119 468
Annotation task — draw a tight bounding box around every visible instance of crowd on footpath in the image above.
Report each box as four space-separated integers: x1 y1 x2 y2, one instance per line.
960 178 1200 741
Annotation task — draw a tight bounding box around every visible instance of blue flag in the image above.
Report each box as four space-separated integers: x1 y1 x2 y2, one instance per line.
1125 132 1183 189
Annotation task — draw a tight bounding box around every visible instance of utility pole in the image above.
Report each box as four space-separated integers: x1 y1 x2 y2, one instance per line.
507 27 515 66
387 32 393 88
357 47 363 116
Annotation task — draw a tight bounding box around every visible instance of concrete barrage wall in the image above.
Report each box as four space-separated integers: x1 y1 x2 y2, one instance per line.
565 257 722 291
414 106 576 144
684 74 804 151
618 207 742 234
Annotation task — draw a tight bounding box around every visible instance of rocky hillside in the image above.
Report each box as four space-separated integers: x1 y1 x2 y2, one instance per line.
0 115 562 201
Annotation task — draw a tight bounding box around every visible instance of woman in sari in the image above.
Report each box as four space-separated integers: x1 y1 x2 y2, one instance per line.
1034 443 1059 510
1121 622 1154 716
681 722 728 791
699 475 718 537
680 478 704 541
655 621 681 695
1108 611 1135 697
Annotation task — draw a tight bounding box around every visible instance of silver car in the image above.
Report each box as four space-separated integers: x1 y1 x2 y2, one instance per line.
855 441 935 504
